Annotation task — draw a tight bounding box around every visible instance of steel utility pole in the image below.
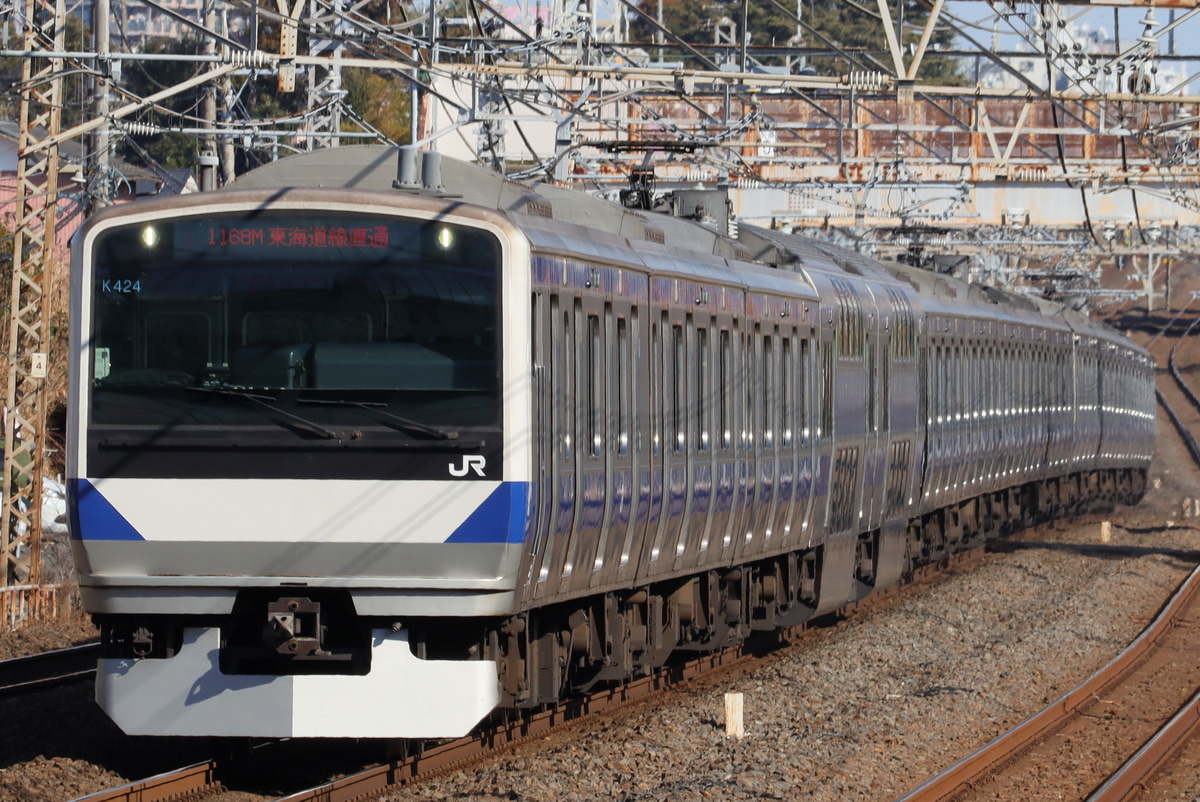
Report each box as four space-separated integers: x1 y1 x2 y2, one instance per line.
4 0 65 585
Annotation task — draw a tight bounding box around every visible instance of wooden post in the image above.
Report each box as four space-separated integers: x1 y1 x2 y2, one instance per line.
724 692 745 738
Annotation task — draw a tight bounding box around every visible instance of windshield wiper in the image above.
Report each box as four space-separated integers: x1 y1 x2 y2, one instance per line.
296 398 459 440
187 387 346 440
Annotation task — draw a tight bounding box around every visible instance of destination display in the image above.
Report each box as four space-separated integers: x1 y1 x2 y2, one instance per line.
204 222 392 250
173 213 410 259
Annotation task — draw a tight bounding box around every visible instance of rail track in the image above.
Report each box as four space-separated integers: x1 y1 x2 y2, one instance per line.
72 762 220 802
69 548 993 802
896 304 1200 802
1151 308 1200 470
0 643 97 697
897 562 1200 801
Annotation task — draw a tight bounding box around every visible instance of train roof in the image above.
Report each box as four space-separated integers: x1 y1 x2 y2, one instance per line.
227 146 1118 342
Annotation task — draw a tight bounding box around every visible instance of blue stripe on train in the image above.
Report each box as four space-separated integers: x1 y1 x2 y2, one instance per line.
68 478 528 544
444 482 530 544
68 479 145 541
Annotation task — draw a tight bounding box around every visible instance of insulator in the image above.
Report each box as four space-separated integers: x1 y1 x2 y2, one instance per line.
121 121 161 136
846 71 887 91
225 50 274 68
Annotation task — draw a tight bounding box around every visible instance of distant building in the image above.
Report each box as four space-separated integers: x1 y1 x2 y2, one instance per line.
111 0 246 46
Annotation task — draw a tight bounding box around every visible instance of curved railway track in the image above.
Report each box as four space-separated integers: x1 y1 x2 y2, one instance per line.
897 562 1200 801
1155 309 1200 469
71 762 219 802
0 643 97 697
69 550 993 802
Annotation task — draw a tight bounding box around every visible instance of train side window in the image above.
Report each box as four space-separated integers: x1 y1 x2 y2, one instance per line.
981 346 989 418
740 332 750 449
966 343 974 420
832 278 864 361
998 346 1005 417
960 344 968 422
1064 348 1070 411
880 337 890 431
944 343 952 426
1031 346 1039 414
1012 346 1020 415
985 346 995 417
962 343 970 417
949 345 958 423
673 323 686 454
941 344 950 426
947 344 955 424
944 344 953 423
782 336 794 448
719 329 732 450
697 325 710 452
800 338 811 445
820 343 834 439
1021 345 1029 414
933 345 942 426
1015 345 1022 414
616 315 629 456
886 288 914 362
588 312 602 458
946 344 954 424
745 332 757 449
560 300 574 460
651 320 661 457
867 342 878 432
970 343 979 417
1030 345 1037 413
1003 346 1011 416
975 345 984 418
1039 347 1046 413
762 332 775 449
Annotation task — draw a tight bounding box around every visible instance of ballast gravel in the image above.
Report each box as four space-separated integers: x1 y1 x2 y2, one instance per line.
1 419 1199 802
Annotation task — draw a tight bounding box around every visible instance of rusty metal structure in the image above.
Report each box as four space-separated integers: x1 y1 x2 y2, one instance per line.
3 0 66 586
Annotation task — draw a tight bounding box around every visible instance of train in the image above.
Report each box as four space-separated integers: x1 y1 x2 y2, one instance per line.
67 146 1155 739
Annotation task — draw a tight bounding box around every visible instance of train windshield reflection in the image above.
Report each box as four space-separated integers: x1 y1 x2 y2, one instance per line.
88 210 502 431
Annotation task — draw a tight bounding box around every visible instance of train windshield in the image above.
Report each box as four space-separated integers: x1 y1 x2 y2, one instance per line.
88 210 501 434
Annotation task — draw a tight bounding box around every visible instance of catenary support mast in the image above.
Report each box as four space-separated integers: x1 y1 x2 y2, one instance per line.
4 0 65 585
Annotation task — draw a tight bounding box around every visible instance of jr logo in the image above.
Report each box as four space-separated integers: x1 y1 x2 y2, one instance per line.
449 455 487 477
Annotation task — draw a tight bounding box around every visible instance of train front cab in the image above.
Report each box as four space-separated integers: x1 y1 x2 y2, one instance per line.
68 190 535 738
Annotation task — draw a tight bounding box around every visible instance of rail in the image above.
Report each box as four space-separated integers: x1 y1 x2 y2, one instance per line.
1163 314 1200 468
896 563 1200 801
0 642 98 696
1088 688 1200 800
71 762 220 802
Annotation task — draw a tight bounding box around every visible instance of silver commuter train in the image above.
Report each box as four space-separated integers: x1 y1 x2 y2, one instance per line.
67 147 1155 738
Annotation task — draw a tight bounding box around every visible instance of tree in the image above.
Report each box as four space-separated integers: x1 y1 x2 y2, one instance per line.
342 67 413 144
